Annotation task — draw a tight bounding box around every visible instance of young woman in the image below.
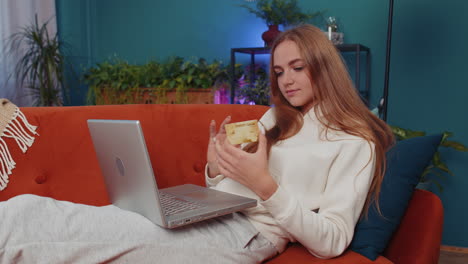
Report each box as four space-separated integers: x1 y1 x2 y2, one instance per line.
207 24 394 260
0 24 393 263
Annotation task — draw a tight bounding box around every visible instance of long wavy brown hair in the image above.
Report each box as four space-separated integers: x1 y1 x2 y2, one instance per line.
247 24 394 216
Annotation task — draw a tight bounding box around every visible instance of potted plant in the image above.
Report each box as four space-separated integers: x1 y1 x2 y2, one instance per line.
238 0 322 46
84 56 231 105
83 57 143 105
156 57 225 104
210 62 244 104
6 15 71 106
236 64 270 105
391 125 468 191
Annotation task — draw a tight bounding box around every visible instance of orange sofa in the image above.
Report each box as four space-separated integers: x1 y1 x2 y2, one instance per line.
0 104 443 263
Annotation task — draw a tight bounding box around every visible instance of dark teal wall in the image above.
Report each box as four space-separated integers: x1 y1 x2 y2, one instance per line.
56 0 389 107
56 0 95 105
56 0 468 247
93 0 264 63
388 0 468 247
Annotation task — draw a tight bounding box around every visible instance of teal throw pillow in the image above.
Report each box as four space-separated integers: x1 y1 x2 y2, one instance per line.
349 134 442 260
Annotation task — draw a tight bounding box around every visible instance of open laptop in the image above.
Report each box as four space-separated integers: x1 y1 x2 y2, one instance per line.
87 119 257 229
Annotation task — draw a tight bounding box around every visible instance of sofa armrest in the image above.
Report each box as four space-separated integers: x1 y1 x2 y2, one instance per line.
265 244 393 264
383 189 443 264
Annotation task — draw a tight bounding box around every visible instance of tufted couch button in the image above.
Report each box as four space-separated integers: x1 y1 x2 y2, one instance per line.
193 162 204 173
35 174 47 184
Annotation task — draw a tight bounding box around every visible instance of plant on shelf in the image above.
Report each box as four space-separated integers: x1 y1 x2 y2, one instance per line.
212 62 244 104
391 125 468 191
83 56 232 105
325 16 338 32
6 15 72 106
238 0 323 46
239 0 321 26
236 64 270 105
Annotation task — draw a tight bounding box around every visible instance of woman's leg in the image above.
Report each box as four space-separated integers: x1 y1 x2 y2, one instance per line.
0 194 277 263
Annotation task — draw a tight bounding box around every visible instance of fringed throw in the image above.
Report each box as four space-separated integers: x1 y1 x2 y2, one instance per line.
0 99 38 190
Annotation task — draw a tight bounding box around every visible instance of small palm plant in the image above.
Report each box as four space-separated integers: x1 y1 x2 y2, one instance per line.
391 125 468 191
7 15 68 106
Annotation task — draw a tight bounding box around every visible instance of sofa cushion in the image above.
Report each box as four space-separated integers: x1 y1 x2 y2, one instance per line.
349 134 442 260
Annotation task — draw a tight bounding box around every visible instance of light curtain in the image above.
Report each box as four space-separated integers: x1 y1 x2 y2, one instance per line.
0 0 56 106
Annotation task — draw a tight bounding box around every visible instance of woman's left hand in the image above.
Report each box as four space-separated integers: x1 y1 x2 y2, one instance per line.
215 132 278 201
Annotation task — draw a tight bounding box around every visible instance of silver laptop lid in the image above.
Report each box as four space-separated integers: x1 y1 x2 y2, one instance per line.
87 119 167 227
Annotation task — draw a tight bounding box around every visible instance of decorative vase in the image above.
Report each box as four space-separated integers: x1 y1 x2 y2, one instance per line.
322 31 344 45
262 25 281 47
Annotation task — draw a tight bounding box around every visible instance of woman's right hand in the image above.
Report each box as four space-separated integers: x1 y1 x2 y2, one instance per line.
207 116 231 178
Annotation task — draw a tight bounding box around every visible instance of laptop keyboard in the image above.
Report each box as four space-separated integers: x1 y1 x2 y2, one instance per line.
159 192 206 216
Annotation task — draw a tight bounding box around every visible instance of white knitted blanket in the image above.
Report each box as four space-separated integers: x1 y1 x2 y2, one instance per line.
0 99 38 190
0 194 276 264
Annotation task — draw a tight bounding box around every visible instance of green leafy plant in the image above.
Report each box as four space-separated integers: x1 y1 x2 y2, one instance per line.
6 15 72 106
83 56 231 105
162 57 226 89
83 57 143 104
237 64 270 105
238 0 322 26
391 125 468 191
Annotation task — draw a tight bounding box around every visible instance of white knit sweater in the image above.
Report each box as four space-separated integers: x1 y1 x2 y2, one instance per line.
206 108 376 259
